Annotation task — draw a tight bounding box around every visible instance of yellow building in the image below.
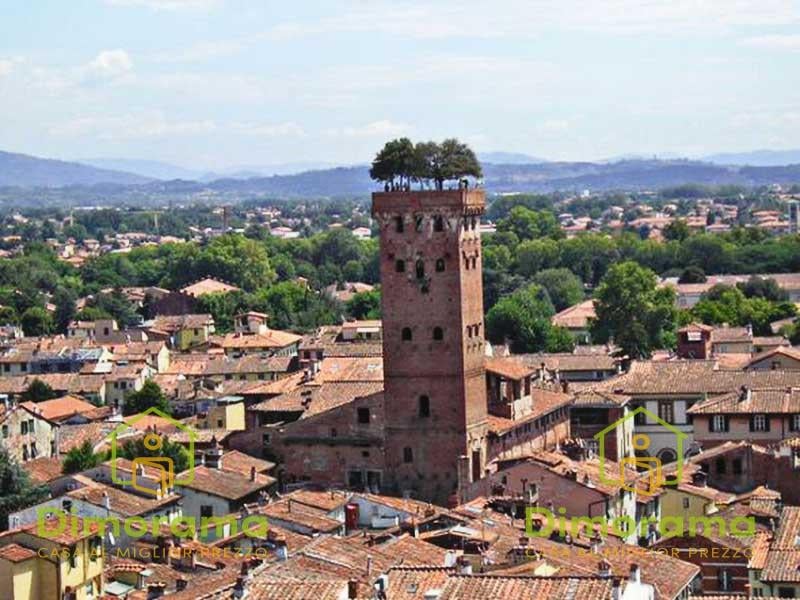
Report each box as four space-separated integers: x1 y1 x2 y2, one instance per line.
197 397 246 431
0 516 104 600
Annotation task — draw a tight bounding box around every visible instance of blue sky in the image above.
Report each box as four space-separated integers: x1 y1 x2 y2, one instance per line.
1 0 799 169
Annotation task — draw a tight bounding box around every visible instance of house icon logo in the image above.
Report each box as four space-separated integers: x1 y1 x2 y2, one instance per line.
108 407 196 497
594 406 687 494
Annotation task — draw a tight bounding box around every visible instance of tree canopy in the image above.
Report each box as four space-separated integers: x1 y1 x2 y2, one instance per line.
591 261 678 359
0 447 49 529
370 138 482 190
123 380 171 416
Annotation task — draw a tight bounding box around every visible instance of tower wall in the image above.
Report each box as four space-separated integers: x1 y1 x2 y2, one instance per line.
372 189 488 503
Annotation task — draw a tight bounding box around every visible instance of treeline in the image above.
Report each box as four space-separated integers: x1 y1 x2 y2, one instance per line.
0 228 381 336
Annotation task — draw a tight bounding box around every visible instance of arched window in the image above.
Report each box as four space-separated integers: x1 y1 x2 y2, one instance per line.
435 259 445 272
471 256 478 269
419 395 431 418
434 216 444 232
433 327 444 341
395 259 405 273
415 259 425 279
471 217 477 230
401 327 412 341
403 447 414 463
395 216 404 233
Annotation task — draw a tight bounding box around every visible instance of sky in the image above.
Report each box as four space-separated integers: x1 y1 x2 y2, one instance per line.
1 0 799 169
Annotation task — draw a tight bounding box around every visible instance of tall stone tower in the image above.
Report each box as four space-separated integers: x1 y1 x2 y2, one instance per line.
372 189 488 504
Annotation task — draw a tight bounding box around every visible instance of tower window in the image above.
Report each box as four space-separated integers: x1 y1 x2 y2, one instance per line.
403 447 414 463
433 327 444 341
357 407 370 424
415 216 424 232
415 260 425 279
435 259 445 272
434 216 444 232
395 217 404 233
471 256 478 269
395 259 405 273
419 395 431 418
402 327 413 341
471 217 477 230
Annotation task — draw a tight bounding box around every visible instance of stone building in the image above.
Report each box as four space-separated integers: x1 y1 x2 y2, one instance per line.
372 189 489 504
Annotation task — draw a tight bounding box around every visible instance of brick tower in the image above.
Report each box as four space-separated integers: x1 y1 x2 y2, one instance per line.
372 189 488 504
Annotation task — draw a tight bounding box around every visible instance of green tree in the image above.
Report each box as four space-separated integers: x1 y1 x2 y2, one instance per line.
516 239 560 277
663 219 690 242
21 379 57 402
123 380 171 416
678 266 706 284
591 261 677 358
533 268 584 312
53 287 77 334
199 234 275 291
21 306 53 336
63 440 104 474
369 137 417 189
737 276 788 302
429 138 482 190
485 284 557 353
346 289 381 320
0 447 49 529
497 206 561 241
119 435 190 474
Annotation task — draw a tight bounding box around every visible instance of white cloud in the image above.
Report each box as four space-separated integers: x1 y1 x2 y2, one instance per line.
264 0 800 40
105 0 221 10
0 60 14 77
325 120 410 138
231 121 306 137
537 119 571 133
49 111 216 140
740 34 800 51
85 50 134 79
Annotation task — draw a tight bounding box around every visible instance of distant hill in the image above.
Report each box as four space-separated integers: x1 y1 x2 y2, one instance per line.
132 159 800 197
78 158 341 182
0 151 151 187
479 151 547 164
77 158 203 181
703 149 800 167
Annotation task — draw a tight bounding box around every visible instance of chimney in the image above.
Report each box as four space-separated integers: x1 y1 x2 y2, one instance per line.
628 564 641 584
232 576 246 599
175 578 188 592
348 580 359 599
103 491 111 511
456 556 472 575
597 559 612 578
366 556 373 576
275 539 288 561
250 466 257 482
739 385 751 403
611 578 622 600
146 582 166 599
